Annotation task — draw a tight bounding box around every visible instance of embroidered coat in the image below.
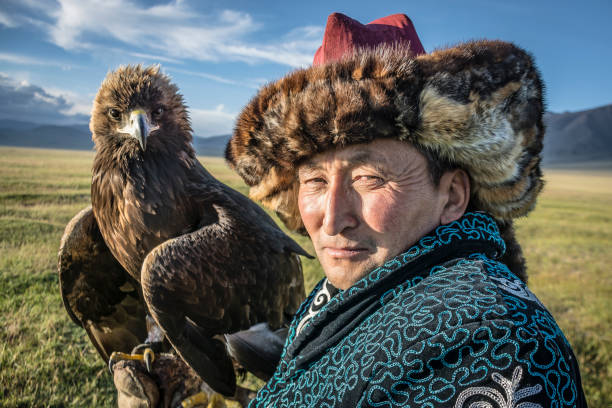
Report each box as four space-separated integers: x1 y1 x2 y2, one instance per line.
249 213 587 407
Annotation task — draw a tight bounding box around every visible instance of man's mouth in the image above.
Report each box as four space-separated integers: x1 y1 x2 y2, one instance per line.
323 246 369 259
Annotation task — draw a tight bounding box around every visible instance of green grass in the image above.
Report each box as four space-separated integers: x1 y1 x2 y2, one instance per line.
0 147 609 407
514 170 612 407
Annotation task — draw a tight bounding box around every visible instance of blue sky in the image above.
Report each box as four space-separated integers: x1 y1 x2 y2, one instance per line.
1 0 610 136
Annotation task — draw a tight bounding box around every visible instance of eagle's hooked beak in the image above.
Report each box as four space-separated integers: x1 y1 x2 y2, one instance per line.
118 109 159 150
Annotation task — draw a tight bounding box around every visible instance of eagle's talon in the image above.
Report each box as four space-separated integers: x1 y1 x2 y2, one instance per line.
108 349 155 374
132 341 163 355
144 348 154 372
109 351 126 374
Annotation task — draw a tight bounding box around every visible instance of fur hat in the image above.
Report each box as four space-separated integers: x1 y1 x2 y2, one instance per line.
226 13 545 234
313 13 425 65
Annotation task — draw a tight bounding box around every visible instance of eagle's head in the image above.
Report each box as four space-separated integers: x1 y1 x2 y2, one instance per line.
90 65 192 155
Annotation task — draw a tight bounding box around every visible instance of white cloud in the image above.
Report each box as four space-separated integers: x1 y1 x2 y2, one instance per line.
167 67 253 88
0 73 89 124
43 86 94 116
126 52 183 64
27 0 321 68
0 52 78 70
221 44 313 67
0 10 18 27
189 104 236 137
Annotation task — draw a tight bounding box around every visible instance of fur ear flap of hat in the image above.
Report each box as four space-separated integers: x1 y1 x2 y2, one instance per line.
226 38 545 233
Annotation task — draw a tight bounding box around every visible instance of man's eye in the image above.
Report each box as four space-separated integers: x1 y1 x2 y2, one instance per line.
353 175 384 186
306 177 326 185
300 177 326 188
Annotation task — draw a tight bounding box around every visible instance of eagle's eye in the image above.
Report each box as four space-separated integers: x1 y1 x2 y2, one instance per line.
108 108 121 121
153 106 164 119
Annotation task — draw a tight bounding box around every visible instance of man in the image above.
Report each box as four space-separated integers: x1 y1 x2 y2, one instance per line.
225 12 587 407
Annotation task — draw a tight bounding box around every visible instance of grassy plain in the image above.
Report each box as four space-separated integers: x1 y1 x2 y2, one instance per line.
0 146 610 407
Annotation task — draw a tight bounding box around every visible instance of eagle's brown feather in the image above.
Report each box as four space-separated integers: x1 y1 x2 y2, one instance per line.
58 65 307 396
58 206 147 360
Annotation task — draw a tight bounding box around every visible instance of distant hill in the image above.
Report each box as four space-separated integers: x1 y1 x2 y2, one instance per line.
543 104 612 164
192 134 231 157
1 103 611 165
0 120 45 131
0 123 94 151
0 120 231 157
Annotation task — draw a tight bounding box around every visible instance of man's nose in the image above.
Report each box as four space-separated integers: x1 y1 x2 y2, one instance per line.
322 180 358 236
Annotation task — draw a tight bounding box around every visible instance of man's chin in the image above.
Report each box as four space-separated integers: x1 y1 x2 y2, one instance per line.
322 259 376 290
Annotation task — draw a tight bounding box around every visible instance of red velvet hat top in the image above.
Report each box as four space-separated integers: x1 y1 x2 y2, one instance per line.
313 12 426 66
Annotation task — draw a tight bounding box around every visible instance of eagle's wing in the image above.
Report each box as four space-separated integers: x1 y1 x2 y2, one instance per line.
141 190 306 397
58 206 148 361
225 323 288 381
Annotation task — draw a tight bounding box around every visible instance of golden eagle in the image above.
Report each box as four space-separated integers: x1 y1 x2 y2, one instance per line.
58 65 307 398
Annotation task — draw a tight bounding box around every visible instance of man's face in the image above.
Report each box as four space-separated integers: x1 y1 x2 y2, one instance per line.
298 139 448 290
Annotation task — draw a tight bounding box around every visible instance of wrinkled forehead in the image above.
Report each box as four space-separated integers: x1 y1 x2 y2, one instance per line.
298 139 426 174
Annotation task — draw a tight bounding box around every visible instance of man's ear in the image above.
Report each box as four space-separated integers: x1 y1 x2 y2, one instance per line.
439 169 470 225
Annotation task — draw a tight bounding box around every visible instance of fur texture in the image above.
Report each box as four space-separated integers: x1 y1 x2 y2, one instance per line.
226 40 545 233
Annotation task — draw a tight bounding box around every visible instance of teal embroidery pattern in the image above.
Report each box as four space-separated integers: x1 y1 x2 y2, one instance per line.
250 213 585 407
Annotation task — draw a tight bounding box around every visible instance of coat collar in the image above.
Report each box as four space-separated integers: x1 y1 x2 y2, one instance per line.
280 212 506 369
